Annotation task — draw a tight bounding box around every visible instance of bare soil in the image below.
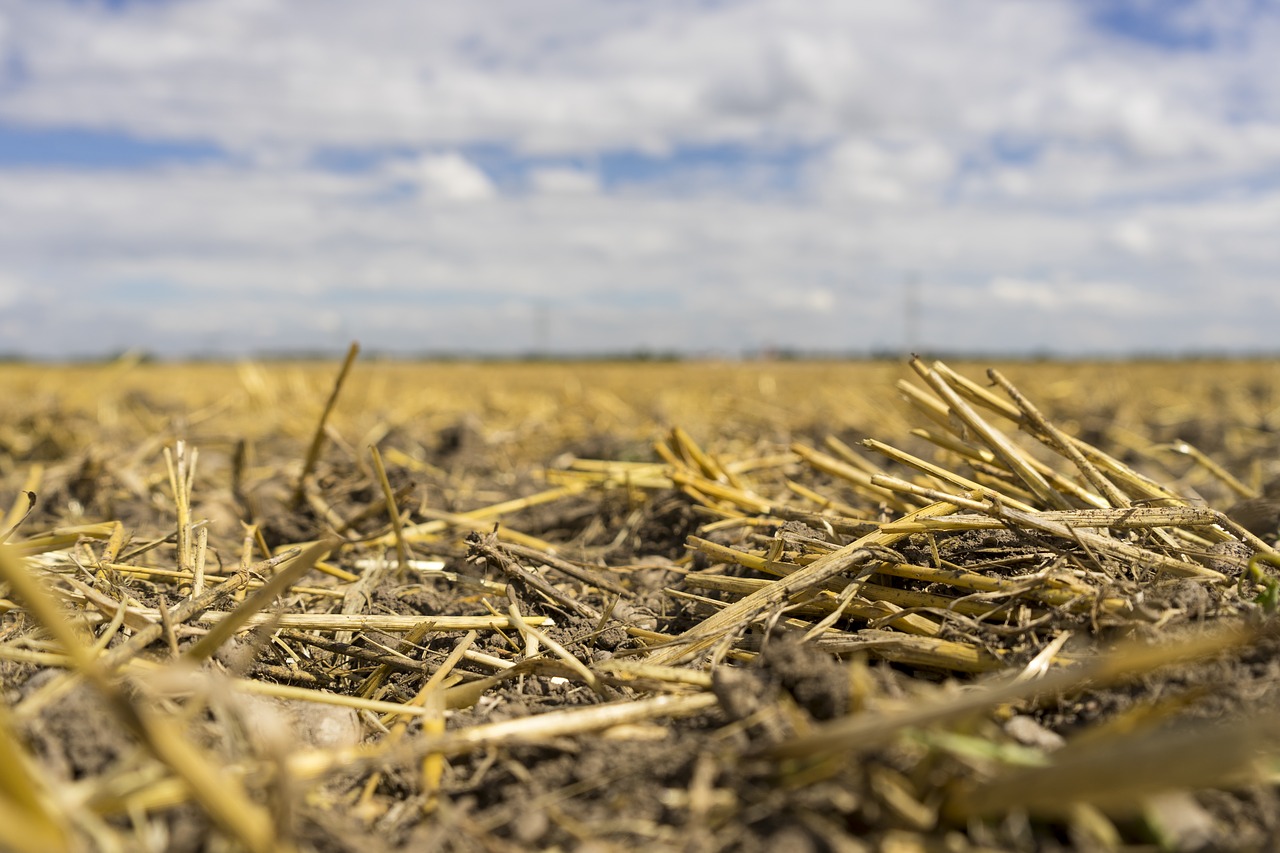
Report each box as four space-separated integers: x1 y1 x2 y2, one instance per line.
3 358 1280 852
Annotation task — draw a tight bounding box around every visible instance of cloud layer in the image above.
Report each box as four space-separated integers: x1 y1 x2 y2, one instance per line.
1 0 1278 357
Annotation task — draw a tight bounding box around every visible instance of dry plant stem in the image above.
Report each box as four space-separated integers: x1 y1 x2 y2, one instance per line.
912 426 1108 509
987 368 1131 508
897 377 965 436
546 465 673 491
683 538 942 634
880 471 1228 578
369 444 411 570
183 539 334 662
0 545 284 853
997 504 1226 581
232 679 430 718
645 499 961 666
670 426 726 481
681 573 944 635
378 483 588 547
670 471 773 514
949 712 1280 819
811 630 1001 674
88 563 341 599
878 506 1225 533
1163 440 1257 499
12 554 291 724
685 571 1037 621
64 579 155 634
875 562 1124 613
499 541 631 597
592 659 714 689
291 340 359 508
770 503 878 536
874 475 1226 580
191 525 208 599
0 489 35 543
0 702 67 853
862 439 1039 513
193 612 550 632
911 358 1073 511
932 361 1183 505
784 480 868 519
469 533 601 620
824 434 887 475
164 442 199 593
300 692 720 780
764 617 1265 761
357 621 436 700
100 521 127 565
505 592 601 693
407 505 563 553
14 522 118 555
790 443 906 508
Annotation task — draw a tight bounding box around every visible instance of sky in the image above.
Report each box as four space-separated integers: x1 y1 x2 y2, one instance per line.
1 0 1279 359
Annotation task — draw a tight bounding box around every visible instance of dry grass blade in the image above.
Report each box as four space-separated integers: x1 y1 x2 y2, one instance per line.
385 692 720 767
0 544 282 853
164 440 201 594
911 358 1072 510
379 483 588 547
0 704 67 853
10 522 117 555
997 503 1225 580
11 553 294 723
987 368 1132 508
1162 439 1257 499
862 438 1040 512
184 538 335 661
370 443 411 570
291 340 360 507
192 612 551 632
469 531 602 620
645 500 959 665
878 506 1224 532
946 711 1280 819
763 618 1264 761
0 489 35 544
790 442 907 509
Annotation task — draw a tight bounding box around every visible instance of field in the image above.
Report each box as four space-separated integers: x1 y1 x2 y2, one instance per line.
3 353 1280 852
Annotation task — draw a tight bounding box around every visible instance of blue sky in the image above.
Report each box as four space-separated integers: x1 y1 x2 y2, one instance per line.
0 0 1278 358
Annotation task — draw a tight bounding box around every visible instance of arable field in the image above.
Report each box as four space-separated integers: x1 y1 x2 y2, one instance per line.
3 354 1280 852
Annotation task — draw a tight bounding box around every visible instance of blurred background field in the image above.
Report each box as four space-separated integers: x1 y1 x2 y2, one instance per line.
4 356 1278 496
6 354 1280 586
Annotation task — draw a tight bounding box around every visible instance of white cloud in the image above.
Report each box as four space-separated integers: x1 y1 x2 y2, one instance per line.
390 153 496 201
1 0 1279 356
986 277 1144 312
1107 219 1157 257
815 137 954 204
0 0 1123 156
0 271 23 307
528 166 600 196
